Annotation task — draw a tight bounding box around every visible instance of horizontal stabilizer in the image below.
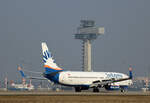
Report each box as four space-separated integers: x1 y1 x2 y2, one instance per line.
17 66 47 80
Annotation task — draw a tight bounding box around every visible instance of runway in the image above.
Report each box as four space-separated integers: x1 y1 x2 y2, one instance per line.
0 91 150 96
0 91 150 103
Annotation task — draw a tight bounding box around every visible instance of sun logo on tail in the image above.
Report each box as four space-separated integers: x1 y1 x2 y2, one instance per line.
43 50 50 63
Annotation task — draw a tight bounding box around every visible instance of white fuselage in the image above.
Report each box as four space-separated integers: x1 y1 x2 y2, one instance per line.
59 71 132 86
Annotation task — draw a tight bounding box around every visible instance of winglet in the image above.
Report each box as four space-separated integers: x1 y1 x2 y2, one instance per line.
18 66 26 78
129 66 133 79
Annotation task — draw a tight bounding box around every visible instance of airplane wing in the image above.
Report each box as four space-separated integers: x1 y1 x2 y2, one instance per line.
90 77 131 88
90 69 133 88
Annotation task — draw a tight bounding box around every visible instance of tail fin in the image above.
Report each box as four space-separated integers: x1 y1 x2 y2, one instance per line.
41 42 63 74
128 66 133 79
18 66 26 78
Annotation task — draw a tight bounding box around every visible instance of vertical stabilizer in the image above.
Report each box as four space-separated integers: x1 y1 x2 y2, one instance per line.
41 42 63 74
129 66 133 79
18 66 26 78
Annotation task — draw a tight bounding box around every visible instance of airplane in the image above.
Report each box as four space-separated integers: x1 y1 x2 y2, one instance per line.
10 79 34 91
19 42 133 92
9 67 34 91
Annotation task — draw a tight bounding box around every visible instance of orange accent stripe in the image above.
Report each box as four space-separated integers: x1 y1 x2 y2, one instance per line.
44 65 63 70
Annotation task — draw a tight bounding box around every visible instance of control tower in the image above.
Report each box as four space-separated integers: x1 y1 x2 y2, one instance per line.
74 20 104 72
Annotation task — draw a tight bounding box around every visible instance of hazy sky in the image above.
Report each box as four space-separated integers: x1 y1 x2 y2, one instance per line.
0 0 150 81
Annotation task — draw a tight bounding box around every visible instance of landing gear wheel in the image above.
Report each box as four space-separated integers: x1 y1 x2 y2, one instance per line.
120 88 125 93
93 88 99 92
75 87 81 92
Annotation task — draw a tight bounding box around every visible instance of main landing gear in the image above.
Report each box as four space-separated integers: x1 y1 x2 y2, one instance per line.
75 87 99 92
75 87 81 92
120 87 127 93
93 87 99 92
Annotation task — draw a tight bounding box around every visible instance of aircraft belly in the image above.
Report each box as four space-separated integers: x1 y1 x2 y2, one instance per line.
59 75 92 85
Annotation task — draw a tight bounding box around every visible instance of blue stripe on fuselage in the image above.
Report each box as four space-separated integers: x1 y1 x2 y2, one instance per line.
106 85 128 90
